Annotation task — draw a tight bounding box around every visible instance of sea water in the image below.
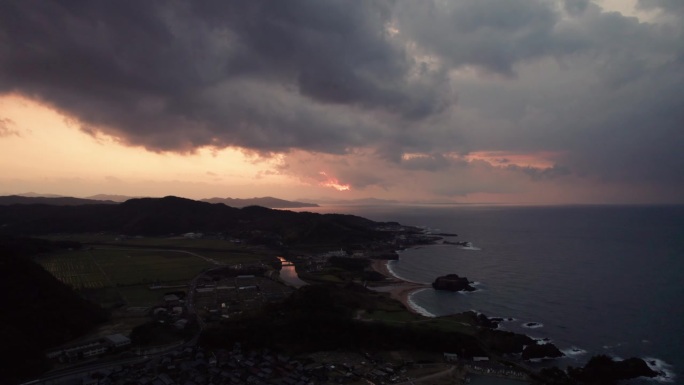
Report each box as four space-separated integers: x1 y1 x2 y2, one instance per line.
297 204 684 383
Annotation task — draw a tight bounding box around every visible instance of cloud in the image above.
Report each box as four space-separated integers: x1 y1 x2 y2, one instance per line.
516 164 572 180
0 118 19 137
1 0 683 202
564 0 590 15
637 0 684 15
0 0 449 155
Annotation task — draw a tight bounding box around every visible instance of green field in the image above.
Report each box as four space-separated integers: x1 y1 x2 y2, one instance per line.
35 248 218 306
37 248 213 286
41 234 272 254
38 252 108 289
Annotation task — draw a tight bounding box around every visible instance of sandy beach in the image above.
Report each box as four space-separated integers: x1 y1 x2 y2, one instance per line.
370 259 430 315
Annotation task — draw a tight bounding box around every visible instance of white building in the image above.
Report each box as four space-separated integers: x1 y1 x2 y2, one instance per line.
105 334 131 348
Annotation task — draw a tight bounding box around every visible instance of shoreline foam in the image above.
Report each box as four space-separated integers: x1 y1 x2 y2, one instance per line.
370 258 431 316
644 357 676 383
385 259 429 285
407 288 436 317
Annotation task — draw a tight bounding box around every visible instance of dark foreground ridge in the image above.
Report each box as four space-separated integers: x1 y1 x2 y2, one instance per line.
0 237 109 384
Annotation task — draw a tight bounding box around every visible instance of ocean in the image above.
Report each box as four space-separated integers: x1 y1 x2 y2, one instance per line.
296 204 684 383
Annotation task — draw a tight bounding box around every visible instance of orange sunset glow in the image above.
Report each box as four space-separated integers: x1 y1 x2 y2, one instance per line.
0 0 681 204
318 172 351 192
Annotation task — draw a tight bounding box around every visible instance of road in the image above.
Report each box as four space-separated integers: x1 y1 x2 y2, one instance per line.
93 246 224 265
394 366 457 385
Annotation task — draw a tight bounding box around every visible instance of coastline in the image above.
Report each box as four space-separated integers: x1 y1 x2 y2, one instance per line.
370 259 430 316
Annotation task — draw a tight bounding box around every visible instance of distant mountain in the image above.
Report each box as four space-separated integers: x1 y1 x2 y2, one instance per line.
202 196 319 208
0 195 118 206
17 192 65 198
310 197 401 205
85 194 141 202
0 196 395 246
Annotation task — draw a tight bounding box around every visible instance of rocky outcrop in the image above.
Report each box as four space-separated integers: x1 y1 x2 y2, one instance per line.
522 343 564 360
568 355 658 384
432 274 476 292
450 311 500 329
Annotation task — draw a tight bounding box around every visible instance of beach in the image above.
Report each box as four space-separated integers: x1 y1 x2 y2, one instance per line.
370 259 429 315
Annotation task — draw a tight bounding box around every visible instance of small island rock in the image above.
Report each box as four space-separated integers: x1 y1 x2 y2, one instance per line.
432 274 476 292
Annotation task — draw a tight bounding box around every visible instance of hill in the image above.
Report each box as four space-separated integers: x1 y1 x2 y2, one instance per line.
16 192 65 198
201 196 318 208
0 196 395 246
0 237 108 384
0 195 117 206
85 194 142 202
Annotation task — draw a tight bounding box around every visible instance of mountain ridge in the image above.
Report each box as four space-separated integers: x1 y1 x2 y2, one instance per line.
201 196 318 208
0 196 396 246
0 195 117 206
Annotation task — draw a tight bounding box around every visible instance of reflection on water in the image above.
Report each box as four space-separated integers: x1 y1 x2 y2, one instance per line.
277 256 308 288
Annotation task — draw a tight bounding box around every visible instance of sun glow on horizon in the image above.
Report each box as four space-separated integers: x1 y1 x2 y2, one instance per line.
0 94 297 198
318 171 351 191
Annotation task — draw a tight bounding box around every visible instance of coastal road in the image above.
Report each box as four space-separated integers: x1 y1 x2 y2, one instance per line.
394 366 457 385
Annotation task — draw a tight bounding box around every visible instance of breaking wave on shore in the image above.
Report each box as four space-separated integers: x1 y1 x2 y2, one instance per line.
407 288 437 317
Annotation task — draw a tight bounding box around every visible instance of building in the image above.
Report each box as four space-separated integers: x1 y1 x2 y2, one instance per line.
105 334 131 348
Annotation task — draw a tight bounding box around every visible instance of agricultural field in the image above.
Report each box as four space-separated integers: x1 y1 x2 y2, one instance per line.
35 247 220 306
37 251 108 290
91 249 213 285
37 248 214 287
41 234 273 255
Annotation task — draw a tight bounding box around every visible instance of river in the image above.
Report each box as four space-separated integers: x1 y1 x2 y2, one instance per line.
277 256 308 288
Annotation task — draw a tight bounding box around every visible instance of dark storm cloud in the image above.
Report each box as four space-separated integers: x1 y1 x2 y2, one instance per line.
1 0 683 200
563 0 590 15
395 0 583 76
399 153 453 171
517 165 572 180
0 0 447 153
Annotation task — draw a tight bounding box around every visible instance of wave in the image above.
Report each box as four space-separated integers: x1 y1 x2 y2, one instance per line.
407 288 437 317
459 245 481 250
532 337 553 345
644 357 676 383
386 260 430 285
522 322 544 329
458 288 483 295
561 347 588 357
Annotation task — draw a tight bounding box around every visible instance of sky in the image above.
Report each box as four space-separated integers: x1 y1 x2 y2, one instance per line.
1 0 682 204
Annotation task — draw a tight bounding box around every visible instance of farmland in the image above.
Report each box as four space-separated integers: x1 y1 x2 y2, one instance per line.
37 248 214 287
38 251 108 290
35 248 219 306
